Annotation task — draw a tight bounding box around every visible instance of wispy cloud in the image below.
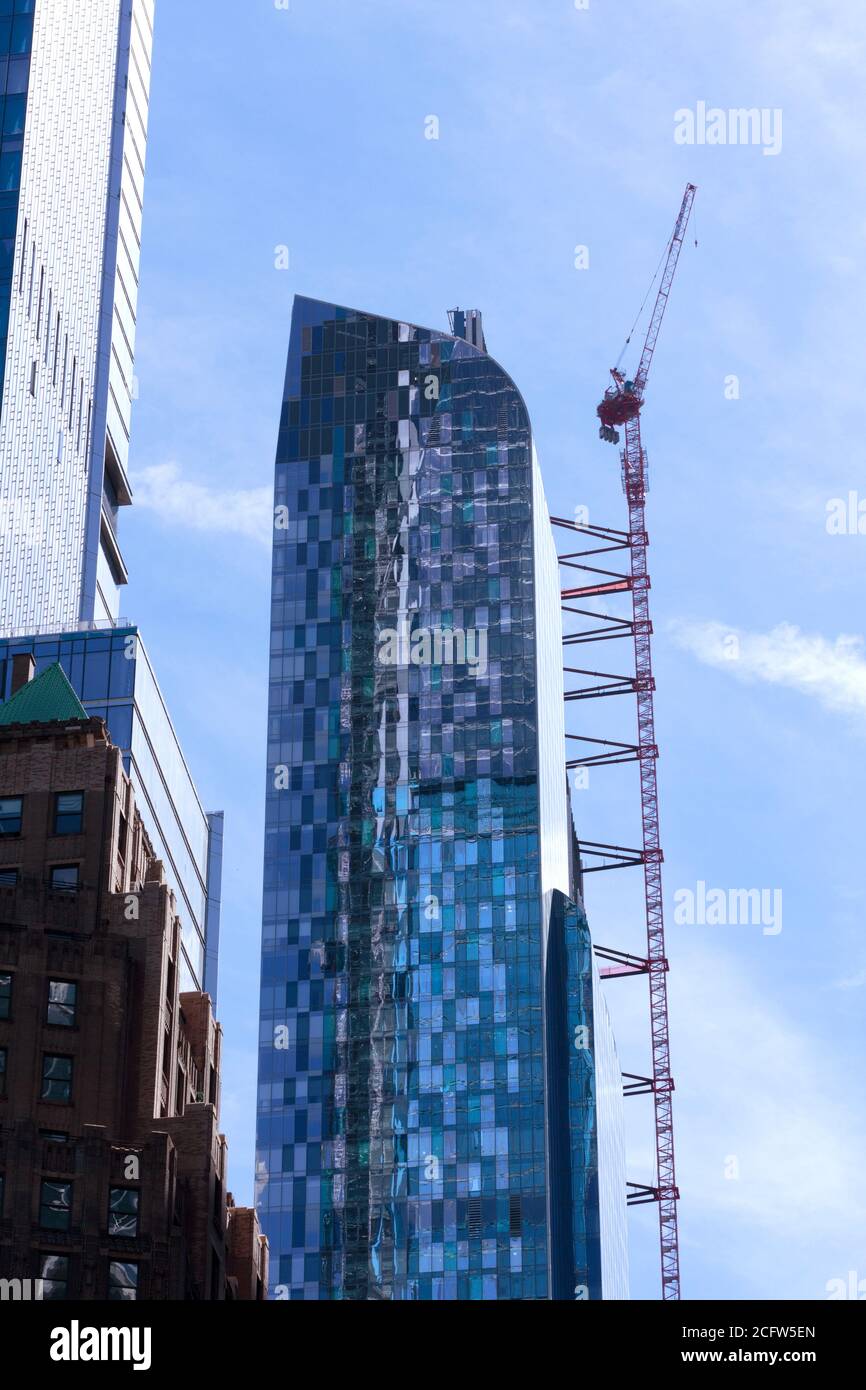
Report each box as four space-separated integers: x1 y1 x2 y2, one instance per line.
834 969 866 991
670 619 866 719
132 463 272 548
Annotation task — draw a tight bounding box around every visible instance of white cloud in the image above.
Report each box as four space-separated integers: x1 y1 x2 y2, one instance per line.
132 462 272 548
670 619 866 720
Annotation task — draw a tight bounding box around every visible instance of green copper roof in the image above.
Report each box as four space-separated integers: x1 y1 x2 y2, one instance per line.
0 662 90 727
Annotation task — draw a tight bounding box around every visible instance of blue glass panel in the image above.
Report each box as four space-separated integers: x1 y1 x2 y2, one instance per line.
255 299 627 1301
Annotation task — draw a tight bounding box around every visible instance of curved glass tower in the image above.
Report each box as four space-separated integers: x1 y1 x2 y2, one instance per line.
255 296 627 1300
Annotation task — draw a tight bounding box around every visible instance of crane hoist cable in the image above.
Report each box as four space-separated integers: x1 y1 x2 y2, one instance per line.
613 202 699 380
614 234 674 375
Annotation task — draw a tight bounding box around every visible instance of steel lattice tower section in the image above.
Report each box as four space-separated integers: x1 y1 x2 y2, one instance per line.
623 185 696 1301
558 184 696 1300
624 419 680 1298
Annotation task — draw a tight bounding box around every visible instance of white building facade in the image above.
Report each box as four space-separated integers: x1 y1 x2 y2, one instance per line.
0 0 154 633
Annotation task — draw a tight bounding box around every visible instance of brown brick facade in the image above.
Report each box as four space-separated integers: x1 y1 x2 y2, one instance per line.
0 714 267 1301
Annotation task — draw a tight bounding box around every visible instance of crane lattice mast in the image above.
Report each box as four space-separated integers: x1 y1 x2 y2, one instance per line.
597 183 696 1300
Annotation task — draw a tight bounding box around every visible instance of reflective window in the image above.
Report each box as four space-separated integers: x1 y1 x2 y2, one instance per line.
49 864 79 893
53 792 84 835
0 970 10 1019
47 980 77 1028
0 148 19 191
108 1188 140 1238
40 1254 69 1301
39 1180 72 1231
41 1053 72 1103
108 1260 139 1301
10 16 34 59
0 796 21 835
2 91 24 135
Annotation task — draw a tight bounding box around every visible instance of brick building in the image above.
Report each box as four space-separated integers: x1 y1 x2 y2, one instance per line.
0 659 267 1301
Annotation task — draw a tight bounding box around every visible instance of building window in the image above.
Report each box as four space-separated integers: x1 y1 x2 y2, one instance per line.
49 865 79 893
40 1131 69 1144
0 797 22 836
0 972 10 1020
41 1054 73 1103
40 1255 69 1301
39 1180 72 1232
108 1188 140 1238
53 793 84 835
0 1047 6 1098
108 1261 139 1301
10 14 33 57
0 868 18 886
47 981 77 1029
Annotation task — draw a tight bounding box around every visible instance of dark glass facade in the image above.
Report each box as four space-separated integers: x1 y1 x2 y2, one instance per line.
0 0 34 402
255 297 627 1300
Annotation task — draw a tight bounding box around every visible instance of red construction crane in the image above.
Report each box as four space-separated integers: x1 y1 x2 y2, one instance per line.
598 183 696 1300
552 185 695 1298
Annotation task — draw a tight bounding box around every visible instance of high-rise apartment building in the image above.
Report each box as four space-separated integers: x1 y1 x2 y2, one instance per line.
0 662 267 1300
0 1 220 999
255 296 628 1300
0 0 153 631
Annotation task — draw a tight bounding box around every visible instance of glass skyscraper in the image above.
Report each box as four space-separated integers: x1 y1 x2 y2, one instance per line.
255 296 628 1300
0 2 222 998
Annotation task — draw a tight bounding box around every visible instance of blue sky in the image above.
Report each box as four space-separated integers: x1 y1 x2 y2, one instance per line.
125 0 866 1299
